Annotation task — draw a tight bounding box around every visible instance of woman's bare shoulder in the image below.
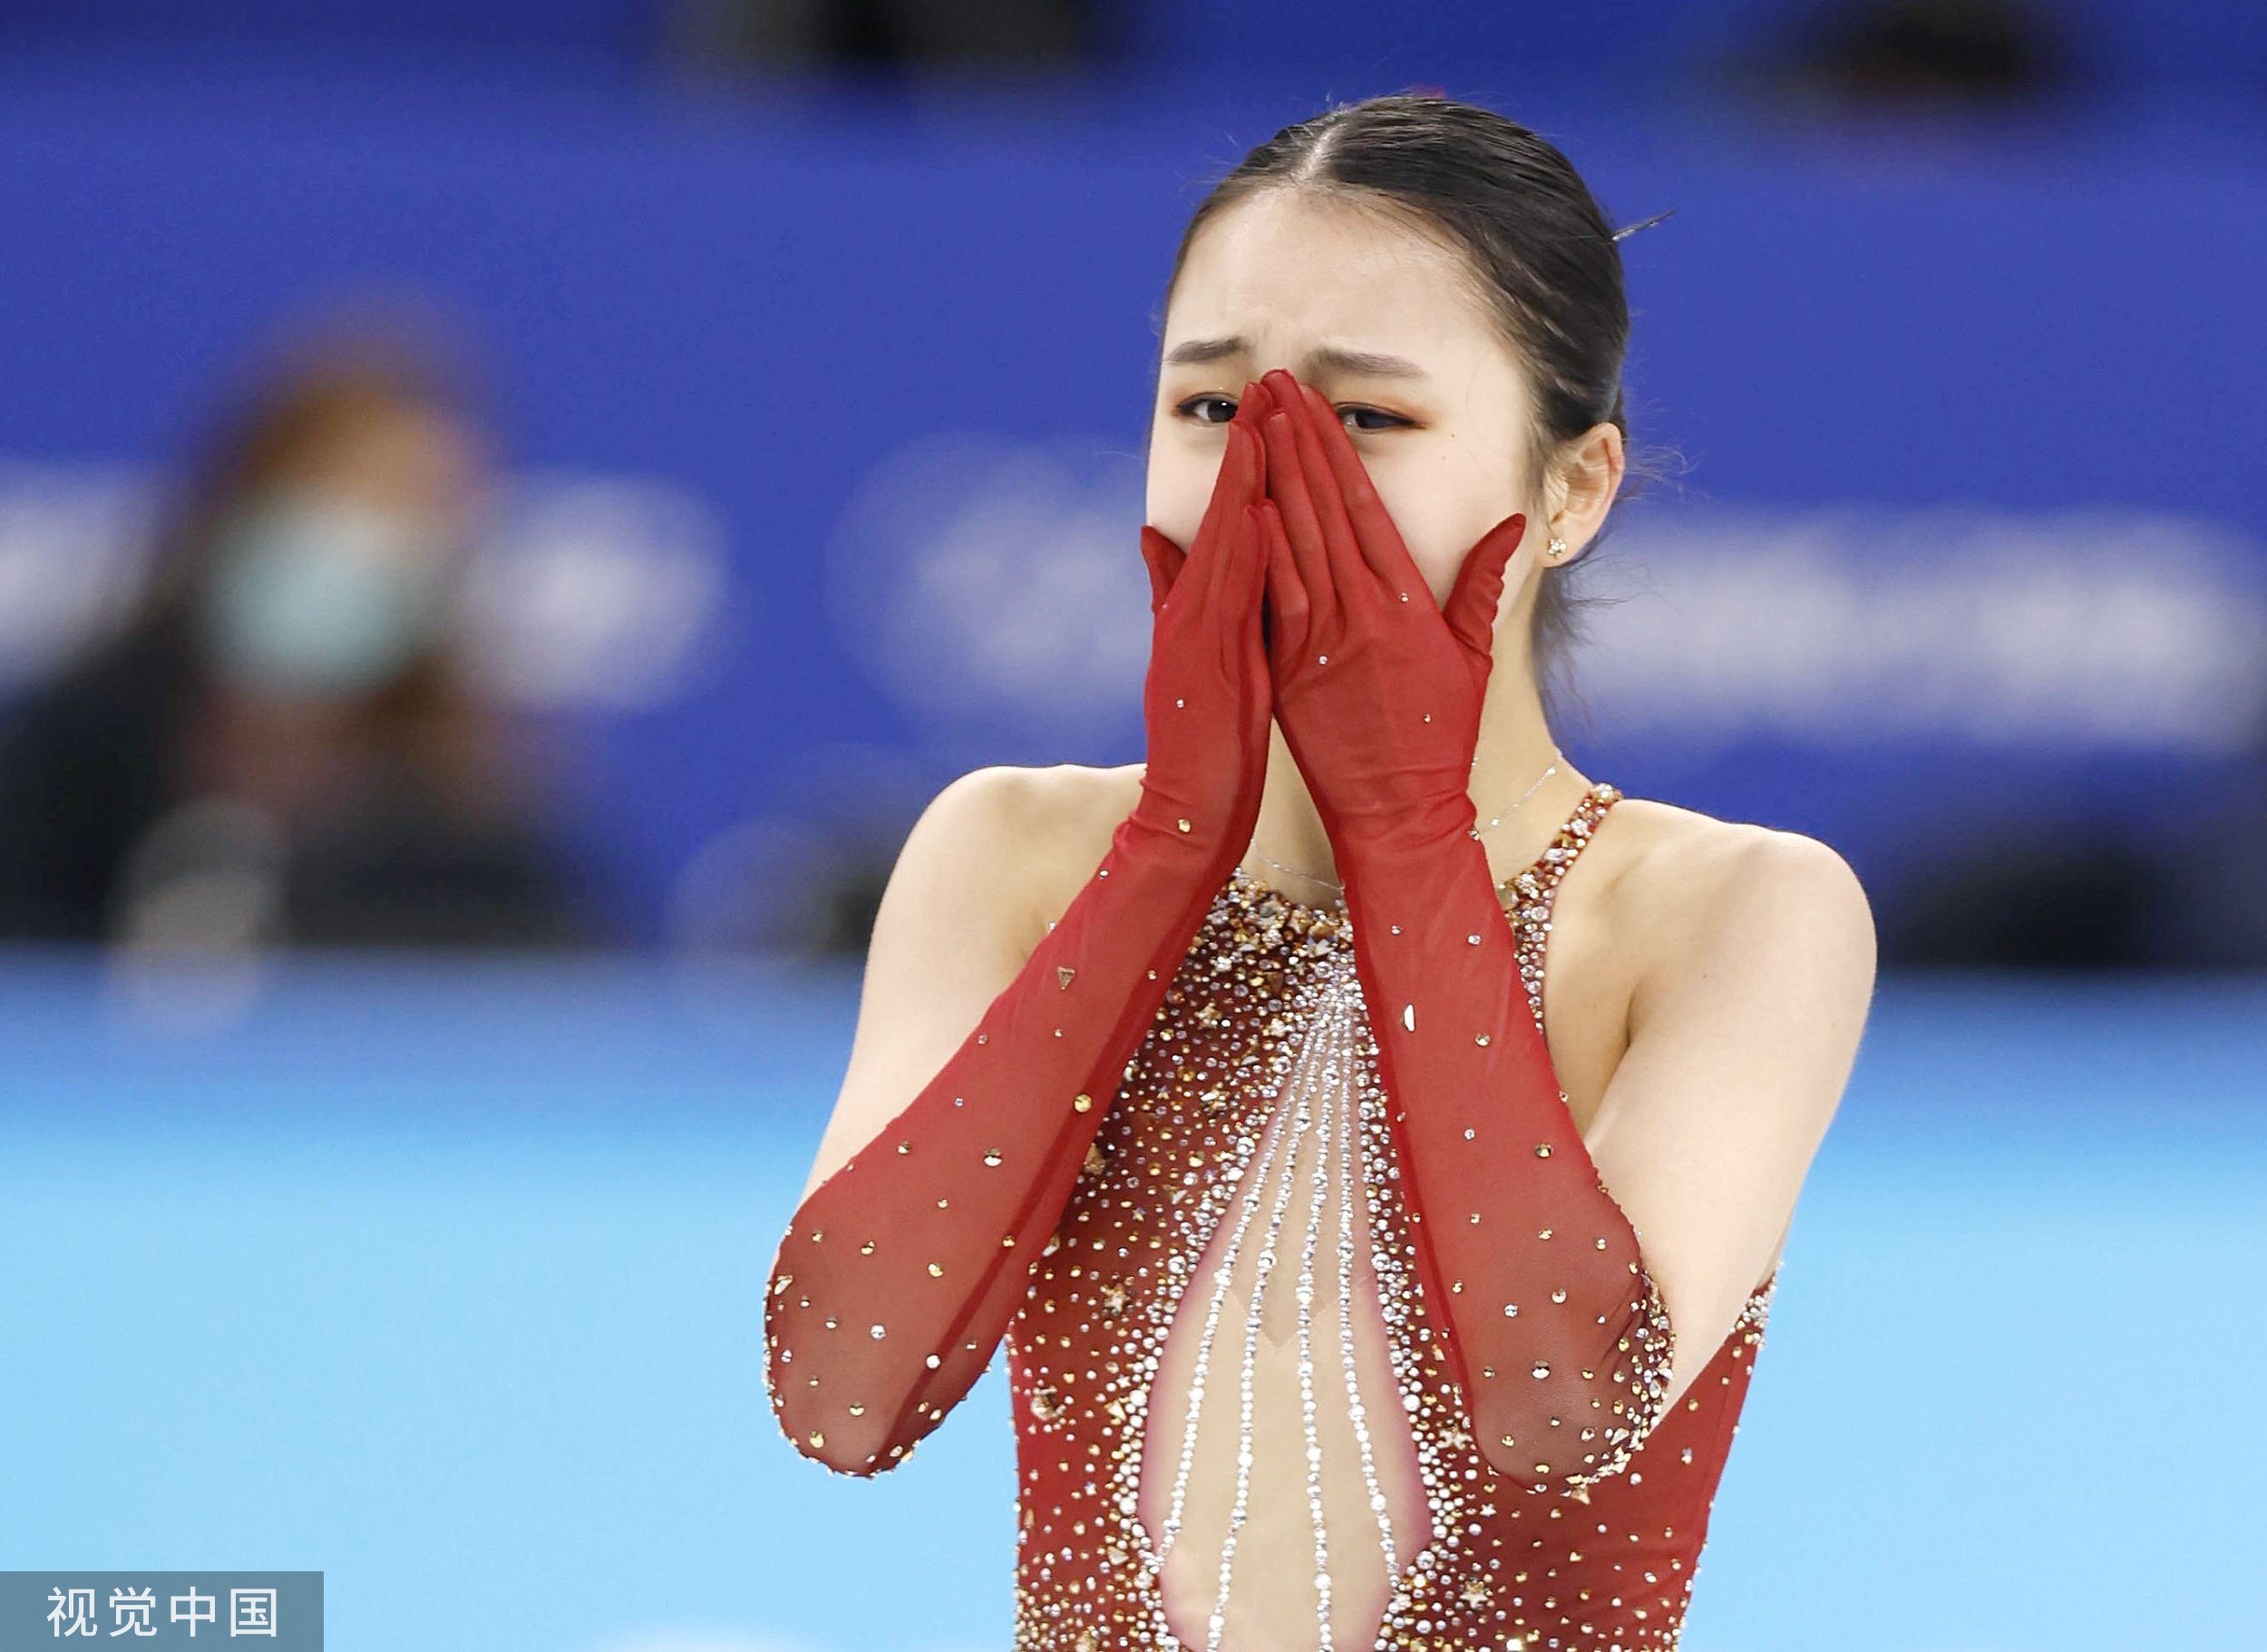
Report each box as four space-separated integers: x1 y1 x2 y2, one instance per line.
1598 792 1876 994
939 761 1144 957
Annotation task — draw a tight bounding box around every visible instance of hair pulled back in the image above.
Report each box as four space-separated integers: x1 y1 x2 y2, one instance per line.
1162 92 1678 736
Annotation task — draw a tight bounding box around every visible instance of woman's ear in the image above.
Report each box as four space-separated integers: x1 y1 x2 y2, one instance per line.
1549 422 1626 565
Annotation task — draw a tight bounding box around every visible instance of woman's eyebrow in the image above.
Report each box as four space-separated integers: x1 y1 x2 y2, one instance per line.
1162 335 1431 383
1306 345 1430 382
1162 335 1249 367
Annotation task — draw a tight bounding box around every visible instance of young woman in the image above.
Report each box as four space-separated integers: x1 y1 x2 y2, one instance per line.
765 94 1875 1651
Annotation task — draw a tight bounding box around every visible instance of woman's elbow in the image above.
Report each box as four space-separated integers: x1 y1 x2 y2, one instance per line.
763 1351 920 1478
1468 1388 1666 1498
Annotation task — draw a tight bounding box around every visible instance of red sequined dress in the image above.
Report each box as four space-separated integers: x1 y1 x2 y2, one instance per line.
775 782 1781 1651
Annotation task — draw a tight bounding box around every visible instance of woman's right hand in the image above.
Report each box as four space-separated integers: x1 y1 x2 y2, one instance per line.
1129 378 1276 860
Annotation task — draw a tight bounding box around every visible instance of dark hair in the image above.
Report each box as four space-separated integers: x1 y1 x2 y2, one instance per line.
1158 93 1684 743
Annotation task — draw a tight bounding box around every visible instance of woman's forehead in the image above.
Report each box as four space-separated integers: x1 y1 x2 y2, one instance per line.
1167 191 1502 372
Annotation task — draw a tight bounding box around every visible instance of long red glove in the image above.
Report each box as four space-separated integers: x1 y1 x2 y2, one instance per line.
1251 368 1674 1499
763 384 1279 1475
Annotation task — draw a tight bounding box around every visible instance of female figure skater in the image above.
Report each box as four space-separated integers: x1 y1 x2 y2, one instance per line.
765 94 1874 1651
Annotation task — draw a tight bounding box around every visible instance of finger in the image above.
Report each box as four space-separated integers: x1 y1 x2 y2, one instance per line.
1221 416 1264 515
1442 511 1527 666
1260 403 1336 619
1221 502 1270 678
1191 419 1263 565
1279 379 1380 617
1198 457 1241 619
1256 499 1308 670
1298 381 1427 600
1241 503 1274 652
1137 526 1187 615
1230 374 1274 437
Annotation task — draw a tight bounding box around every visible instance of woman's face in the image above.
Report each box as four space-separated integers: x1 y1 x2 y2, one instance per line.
1148 187 1542 613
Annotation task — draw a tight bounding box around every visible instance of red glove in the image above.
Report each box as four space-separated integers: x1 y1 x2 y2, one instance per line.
763 383 1277 1475
1253 367 1675 1498
1252 371 1526 853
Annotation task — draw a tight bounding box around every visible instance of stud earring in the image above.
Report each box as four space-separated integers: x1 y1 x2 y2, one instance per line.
1547 537 1568 560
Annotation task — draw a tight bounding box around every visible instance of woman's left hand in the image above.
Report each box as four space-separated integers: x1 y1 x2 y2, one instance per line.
1252 367 1531 853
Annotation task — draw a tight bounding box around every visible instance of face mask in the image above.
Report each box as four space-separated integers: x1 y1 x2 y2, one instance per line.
199 493 455 696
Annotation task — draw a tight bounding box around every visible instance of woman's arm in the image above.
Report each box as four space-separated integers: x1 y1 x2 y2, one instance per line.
764 394 1278 1477
788 764 1055 1208
1247 367 1874 1498
764 766 1238 1476
1581 827 1873 1414
1338 814 1873 1495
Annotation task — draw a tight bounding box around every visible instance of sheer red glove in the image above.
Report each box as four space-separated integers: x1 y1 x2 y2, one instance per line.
763 385 1276 1475
1252 370 1526 853
1253 368 1675 1497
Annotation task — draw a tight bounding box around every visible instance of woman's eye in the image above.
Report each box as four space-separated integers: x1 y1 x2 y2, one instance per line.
1175 394 1238 425
1339 404 1411 433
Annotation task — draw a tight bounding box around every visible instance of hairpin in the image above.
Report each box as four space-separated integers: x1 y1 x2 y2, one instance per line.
1610 208 1678 242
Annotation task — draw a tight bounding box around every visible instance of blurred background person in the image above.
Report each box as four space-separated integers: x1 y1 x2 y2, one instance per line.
0 310 591 950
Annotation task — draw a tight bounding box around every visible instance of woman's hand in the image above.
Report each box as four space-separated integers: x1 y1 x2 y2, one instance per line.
1253 366 1528 852
1128 378 1277 860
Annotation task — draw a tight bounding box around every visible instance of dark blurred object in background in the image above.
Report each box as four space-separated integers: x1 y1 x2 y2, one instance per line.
1881 747 2267 970
1758 0 2075 108
0 302 592 951
664 745 941 960
662 0 1100 73
1882 831 2166 967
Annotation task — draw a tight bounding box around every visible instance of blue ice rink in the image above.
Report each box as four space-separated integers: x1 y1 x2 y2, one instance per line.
3 952 2261 1651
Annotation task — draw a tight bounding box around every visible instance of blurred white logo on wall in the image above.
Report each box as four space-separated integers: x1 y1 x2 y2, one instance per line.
456 471 732 708
0 459 162 689
823 433 1152 750
1581 501 2267 754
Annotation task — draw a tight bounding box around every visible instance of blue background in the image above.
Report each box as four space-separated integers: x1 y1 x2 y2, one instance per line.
2 44 2262 943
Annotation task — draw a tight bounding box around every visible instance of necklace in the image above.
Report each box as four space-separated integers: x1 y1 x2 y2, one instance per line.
1251 752 1565 898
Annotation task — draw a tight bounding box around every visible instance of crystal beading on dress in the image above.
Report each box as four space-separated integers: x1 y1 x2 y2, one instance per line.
766 781 1784 1652
1007 781 1781 1650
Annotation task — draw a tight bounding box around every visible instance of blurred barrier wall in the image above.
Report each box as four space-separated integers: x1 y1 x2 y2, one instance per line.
0 55 2262 948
